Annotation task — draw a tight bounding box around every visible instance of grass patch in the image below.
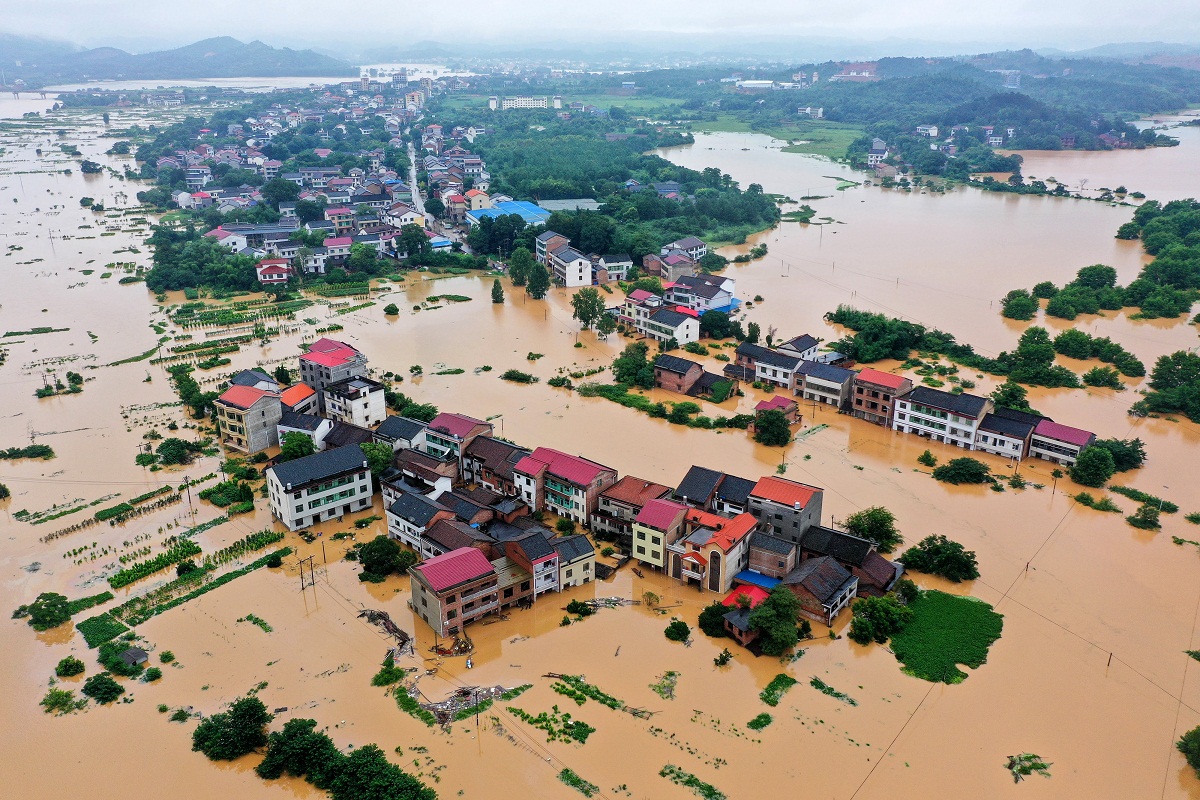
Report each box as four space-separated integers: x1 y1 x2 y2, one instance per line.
558 768 599 797
551 675 624 709
649 670 680 700
759 673 798 706
75 613 130 647
1109 485 1177 513
507 705 596 744
890 590 1004 683
809 677 858 706
238 613 272 632
66 591 113 615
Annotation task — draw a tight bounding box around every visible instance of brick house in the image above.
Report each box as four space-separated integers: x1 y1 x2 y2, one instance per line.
851 368 913 426
409 548 499 636
800 525 901 596
782 556 858 625
653 353 704 394
590 475 672 549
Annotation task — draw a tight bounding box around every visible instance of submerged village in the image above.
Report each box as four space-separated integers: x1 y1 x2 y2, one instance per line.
3 50 1200 800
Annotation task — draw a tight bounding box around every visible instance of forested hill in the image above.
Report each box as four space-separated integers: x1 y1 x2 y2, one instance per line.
0 36 354 86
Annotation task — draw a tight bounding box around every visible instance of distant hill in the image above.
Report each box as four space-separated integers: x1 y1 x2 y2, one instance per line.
0 35 354 86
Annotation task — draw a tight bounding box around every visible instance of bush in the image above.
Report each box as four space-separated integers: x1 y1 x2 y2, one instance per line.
843 506 902 553
55 656 86 677
1069 446 1116 488
1126 504 1161 530
81 673 124 704
932 458 991 485
500 369 538 384
747 713 773 730
917 449 937 468
1001 289 1038 320
192 696 272 760
1082 366 1123 389
848 595 913 645
265 553 283 568
664 619 691 642
160 651 175 664
21 592 72 630
555 518 576 535
898 535 980 582
383 303 399 315
698 601 730 638
143 667 163 682
1179 726 1200 778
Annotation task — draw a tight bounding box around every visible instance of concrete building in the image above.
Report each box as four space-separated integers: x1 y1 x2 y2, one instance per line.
266 444 372 531
423 412 493 464
590 475 672 549
548 244 593 287
386 491 455 552
554 535 596 589
1030 420 1096 466
974 407 1043 460
795 361 855 408
851 368 913 426
298 338 368 411
373 415 428 453
893 387 993 450
632 498 689 571
669 509 757 593
409 547 499 636
513 447 618 525
322 376 387 429
746 476 824 545
215 385 281 455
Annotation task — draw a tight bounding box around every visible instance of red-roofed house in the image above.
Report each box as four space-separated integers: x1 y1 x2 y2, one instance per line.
721 584 771 608
280 383 318 415
1030 419 1096 466
409 547 498 636
755 394 800 423
424 413 493 463
747 477 824 545
255 258 292 285
298 338 367 411
672 511 758 592
852 368 913 426
324 207 355 235
590 475 672 547
632 499 689 571
323 236 353 261
514 447 618 525
215 385 282 454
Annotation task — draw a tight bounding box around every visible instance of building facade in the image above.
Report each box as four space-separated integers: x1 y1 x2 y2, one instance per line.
266 445 373 531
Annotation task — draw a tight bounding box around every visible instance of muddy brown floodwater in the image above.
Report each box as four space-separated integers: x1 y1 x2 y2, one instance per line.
1 94 1199 800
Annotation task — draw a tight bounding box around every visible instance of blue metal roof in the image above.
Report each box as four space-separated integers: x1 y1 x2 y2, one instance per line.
466 201 552 226
734 569 780 590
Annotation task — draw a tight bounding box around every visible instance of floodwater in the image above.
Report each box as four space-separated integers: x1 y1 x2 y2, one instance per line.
1 95 1199 800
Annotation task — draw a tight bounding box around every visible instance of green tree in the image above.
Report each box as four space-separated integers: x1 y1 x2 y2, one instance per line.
1179 726 1200 778
279 432 315 463
747 586 802 656
753 409 792 446
155 437 194 465
192 696 273 760
848 595 913 645
256 717 345 782
399 223 431 260
360 442 394 478
358 535 402 578
698 601 729 639
628 277 664 296
1069 445 1116 488
844 506 903 553
1001 289 1038 320
56 656 86 677
699 310 733 339
326 743 436 800
990 380 1031 411
81 673 124 704
346 243 381 274
294 199 327 224
261 177 302 208
595 312 617 338
25 592 71 630
491 278 505 304
1031 281 1058 299
664 619 691 642
571 287 605 329
526 262 550 299
898 535 980 581
1091 437 1146 472
932 457 992 484
745 322 761 344
383 303 399 315
508 246 533 286
273 365 292 385
423 197 445 219
0 483 9 500
611 342 655 388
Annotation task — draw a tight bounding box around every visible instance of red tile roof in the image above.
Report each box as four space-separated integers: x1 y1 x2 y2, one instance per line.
217 385 275 410
601 476 671 508
280 383 316 407
682 551 708 566
627 289 654 302
755 395 796 412
706 513 758 552
721 585 770 608
427 412 488 440
412 547 494 593
301 338 360 368
750 477 821 508
323 236 353 248
855 368 908 391
636 498 688 530
520 447 613 487
1034 419 1094 447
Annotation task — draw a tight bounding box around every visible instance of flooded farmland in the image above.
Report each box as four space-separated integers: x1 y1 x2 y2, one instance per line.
1 91 1199 800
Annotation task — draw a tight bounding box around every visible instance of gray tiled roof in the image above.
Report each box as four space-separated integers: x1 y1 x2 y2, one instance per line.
783 556 855 605
268 444 367 489
797 361 855 383
387 491 448 527
553 534 594 563
736 342 802 370
375 415 427 442
279 410 324 432
750 532 795 556
902 386 989 418
513 532 556 561
716 475 756 506
801 525 874 567
675 466 723 504
654 353 700 375
978 412 1035 439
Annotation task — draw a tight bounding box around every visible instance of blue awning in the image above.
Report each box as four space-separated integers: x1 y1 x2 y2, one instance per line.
734 569 780 590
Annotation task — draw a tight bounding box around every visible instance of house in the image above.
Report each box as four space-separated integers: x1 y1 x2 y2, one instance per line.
555 535 596 589
322 422 375 451
755 394 800 424
796 361 855 408
735 342 803 390
782 556 858 625
597 254 632 283
265 444 372 531
632 498 689 571
386 491 455 552
299 338 368 410
373 415 428 453
590 475 672 548
666 274 737 314
1030 419 1096 466
654 353 705 394
661 236 708 261
548 244 593 287
721 586 771 647
851 368 913 426
777 334 819 361
380 452 454 507
277 410 334 451
645 306 700 345
408 547 499 636
322 376 387 429
461 436 530 497
513 447 618 524
281 383 319 416
119 647 149 667
229 369 279 392
746 476 824 545
505 534 559 598
866 138 889 167
422 519 497 560
673 466 757 515
423 412 493 464
215 385 281 455
747 532 798 579
893 387 992 450
800 525 901 596
671 509 758 593
915 125 939 138
974 406 1043 460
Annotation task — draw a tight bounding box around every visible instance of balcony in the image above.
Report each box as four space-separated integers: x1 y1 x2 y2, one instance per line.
461 601 498 619
681 568 704 581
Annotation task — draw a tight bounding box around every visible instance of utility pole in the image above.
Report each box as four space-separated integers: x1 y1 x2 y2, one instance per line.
299 555 316 590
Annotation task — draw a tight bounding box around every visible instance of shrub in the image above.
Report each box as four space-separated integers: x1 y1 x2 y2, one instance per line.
932 458 992 485
1126 504 1161 530
159 651 175 664
898 535 980 582
1082 366 1123 389
1069 446 1116 488
265 553 283 568
55 656 86 677
383 303 399 315
747 713 773 730
664 619 691 642
81 673 124 704
759 674 798 706
500 369 538 384
848 595 913 645
917 449 937 467
555 518 576 534
1179 726 1200 778
192 696 272 760
143 667 163 682
698 601 730 638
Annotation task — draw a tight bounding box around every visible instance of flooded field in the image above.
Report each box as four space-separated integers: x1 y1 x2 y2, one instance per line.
1 95 1199 800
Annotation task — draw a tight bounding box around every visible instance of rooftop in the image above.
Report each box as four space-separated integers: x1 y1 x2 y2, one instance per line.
855 368 909 391
427 412 489 440
278 410 324 432
750 476 821 508
268 444 366 489
554 534 595 564
216 385 276 411
654 353 700 376
636 498 688 530
516 447 613 487
412 547 495 593
783 556 856 605
375 415 428 442
801 525 874 566
601 475 672 508
902 386 989 418
1033 419 1095 447
721 584 770 608
674 465 724 505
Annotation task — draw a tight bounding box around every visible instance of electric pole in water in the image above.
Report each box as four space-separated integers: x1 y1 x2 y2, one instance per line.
299 555 316 590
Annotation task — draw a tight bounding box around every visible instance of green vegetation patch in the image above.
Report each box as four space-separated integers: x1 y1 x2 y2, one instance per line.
559 768 600 797
759 673 798 706
76 613 130 647
810 677 858 706
746 713 773 731
890 590 1004 683
659 764 727 800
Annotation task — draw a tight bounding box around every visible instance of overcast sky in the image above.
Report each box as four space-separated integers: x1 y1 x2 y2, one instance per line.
5 0 1200 54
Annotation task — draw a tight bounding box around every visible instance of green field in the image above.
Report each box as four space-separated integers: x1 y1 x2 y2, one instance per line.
889 590 1004 683
689 115 863 159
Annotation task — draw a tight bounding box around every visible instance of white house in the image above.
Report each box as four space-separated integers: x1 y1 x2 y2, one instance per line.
265 445 373 531
322 376 387 429
549 244 593 287
892 387 992 450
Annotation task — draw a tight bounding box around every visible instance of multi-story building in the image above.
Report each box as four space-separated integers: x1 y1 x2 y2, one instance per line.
496 96 549 110
322 376 387 429
409 547 499 636
795 361 855 408
777 334 820 361
596 254 632 283
673 465 757 515
661 237 708 262
747 532 799 579
373 415 428 453
461 436 530 496
214 385 282 455
851 368 912 426
1030 420 1096 466
423 412 493 464
548 244 593 287
892 387 992 450
746 476 824 545
298 338 368 411
590 475 672 548
534 230 570 265
974 407 1043 460
670 509 757 593
505 534 559 598
513 447 618 525
555 535 596 589
386 491 455 552
734 343 803 390
665 274 737 314
266 444 372 531
632 498 689 571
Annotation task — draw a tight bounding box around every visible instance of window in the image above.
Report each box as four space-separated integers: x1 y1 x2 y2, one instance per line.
520 581 530 591
636 546 645 555
583 563 590 572
651 536 661 546
445 594 455 603
503 587 514 598
295 505 303 513
777 560 785 568
447 609 457 619
566 569 573 578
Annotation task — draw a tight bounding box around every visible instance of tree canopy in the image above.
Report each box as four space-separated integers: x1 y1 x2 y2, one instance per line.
747 586 802 656
898 535 980 582
192 696 272 761
844 506 903 553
